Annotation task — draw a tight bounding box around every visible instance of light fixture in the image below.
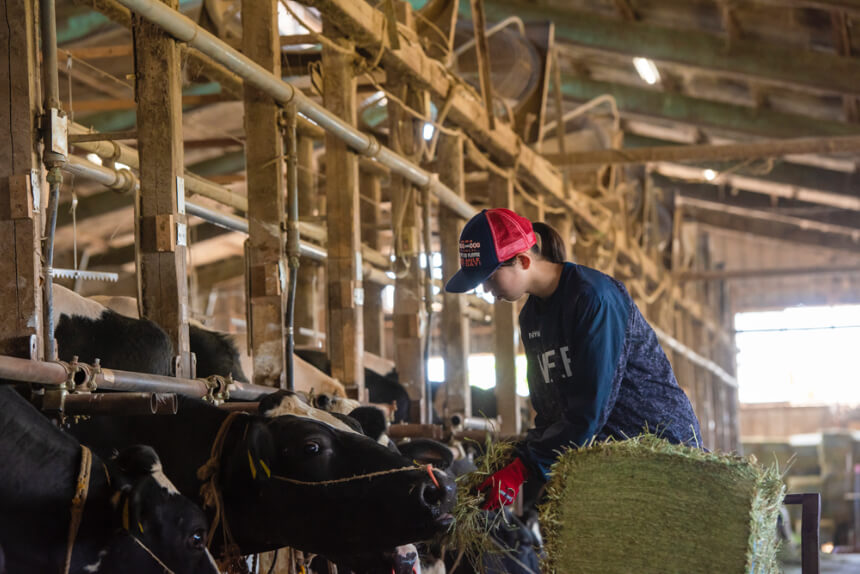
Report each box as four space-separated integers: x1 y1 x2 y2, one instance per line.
633 57 661 85
85 153 103 166
422 123 435 141
703 169 717 181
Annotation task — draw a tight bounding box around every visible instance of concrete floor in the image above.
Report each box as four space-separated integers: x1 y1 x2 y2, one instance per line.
780 552 860 574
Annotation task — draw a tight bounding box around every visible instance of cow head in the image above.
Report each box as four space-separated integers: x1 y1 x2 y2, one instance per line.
99 445 220 574
220 414 456 557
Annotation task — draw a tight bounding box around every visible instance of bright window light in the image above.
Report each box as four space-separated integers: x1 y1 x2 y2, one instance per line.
115 162 131 171
85 153 103 166
422 123 435 141
735 305 860 405
633 57 661 85
276 1 310 36
703 169 717 181
427 354 530 396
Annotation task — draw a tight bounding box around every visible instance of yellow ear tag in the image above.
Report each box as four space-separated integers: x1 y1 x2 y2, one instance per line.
258 459 271 478
247 450 257 480
121 499 130 531
138 521 144 534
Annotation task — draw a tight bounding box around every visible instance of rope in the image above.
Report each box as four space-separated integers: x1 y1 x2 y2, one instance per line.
270 464 439 487
130 535 177 574
196 411 245 556
64 445 93 574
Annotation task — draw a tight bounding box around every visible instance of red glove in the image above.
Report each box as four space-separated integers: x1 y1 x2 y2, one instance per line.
477 457 529 511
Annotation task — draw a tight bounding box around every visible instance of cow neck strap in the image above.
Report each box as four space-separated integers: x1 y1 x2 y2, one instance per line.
196 411 244 558
64 444 93 574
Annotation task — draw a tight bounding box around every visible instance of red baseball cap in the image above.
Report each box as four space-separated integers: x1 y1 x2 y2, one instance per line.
445 208 536 293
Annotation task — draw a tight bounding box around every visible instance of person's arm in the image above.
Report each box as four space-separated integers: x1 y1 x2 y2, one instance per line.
522 288 630 476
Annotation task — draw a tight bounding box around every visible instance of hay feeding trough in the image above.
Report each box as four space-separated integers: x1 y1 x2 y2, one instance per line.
540 436 785 574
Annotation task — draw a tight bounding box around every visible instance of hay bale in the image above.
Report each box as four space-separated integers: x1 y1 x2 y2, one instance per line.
540 436 785 574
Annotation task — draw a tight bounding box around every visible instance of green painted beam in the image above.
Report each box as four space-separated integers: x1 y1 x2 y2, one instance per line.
474 0 860 96
560 76 860 140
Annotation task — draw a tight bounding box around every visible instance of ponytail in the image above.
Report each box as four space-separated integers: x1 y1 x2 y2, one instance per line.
530 221 566 263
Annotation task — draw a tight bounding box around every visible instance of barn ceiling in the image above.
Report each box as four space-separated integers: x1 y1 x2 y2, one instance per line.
54 0 860 305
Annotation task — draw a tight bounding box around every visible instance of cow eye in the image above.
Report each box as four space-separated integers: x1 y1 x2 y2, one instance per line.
187 528 206 550
303 441 321 455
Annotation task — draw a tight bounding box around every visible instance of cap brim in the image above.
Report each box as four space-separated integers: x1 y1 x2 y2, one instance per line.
444 263 501 293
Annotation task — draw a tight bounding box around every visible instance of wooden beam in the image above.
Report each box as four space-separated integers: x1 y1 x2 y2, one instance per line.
389 63 427 421
676 264 860 282
469 0 496 130
439 133 471 419
243 0 287 388
481 0 860 96
360 169 385 357
545 134 860 168
561 76 860 140
295 134 322 348
133 0 191 377
678 195 860 252
65 44 134 59
653 163 860 212
323 24 365 397
0 0 43 359
489 172 520 436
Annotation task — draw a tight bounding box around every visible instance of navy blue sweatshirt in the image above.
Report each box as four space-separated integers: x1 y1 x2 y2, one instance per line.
518 262 703 478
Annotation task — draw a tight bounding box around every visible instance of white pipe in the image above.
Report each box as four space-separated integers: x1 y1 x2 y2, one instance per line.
113 0 477 220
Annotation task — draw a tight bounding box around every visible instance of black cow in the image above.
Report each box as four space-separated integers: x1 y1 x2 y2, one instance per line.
0 387 219 574
295 348 411 422
69 394 457 559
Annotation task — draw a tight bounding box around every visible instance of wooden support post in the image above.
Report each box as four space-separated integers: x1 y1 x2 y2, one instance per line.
360 169 385 357
295 135 321 348
439 134 471 419
0 0 43 359
489 172 520 436
243 0 287 388
389 61 426 420
469 0 495 130
133 0 191 377
322 24 365 397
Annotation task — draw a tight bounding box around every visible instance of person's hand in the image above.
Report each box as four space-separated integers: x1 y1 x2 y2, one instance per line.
477 457 529 511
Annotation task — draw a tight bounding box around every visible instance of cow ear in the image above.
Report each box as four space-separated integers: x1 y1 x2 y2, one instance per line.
397 438 454 470
244 420 274 482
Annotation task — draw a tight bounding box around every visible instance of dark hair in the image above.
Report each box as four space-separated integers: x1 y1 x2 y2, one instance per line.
530 221 566 263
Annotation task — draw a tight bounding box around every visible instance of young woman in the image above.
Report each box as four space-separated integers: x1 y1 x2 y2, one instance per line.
445 208 703 510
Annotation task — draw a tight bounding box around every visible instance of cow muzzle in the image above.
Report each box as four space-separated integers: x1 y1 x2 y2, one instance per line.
417 469 456 526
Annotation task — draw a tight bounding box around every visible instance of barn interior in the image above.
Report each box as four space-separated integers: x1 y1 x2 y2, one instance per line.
2 0 860 572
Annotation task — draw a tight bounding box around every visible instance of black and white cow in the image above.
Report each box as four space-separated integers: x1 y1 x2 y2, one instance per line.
68 394 457 559
295 348 411 422
55 285 347 398
0 386 220 574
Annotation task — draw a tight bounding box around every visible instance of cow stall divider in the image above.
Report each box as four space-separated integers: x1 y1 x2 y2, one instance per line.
0 352 278 415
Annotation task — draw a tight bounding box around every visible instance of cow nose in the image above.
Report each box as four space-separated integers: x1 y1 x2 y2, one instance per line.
418 471 455 511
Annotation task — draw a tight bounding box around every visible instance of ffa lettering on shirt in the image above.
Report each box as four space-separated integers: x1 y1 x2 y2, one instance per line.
537 346 573 384
459 240 481 267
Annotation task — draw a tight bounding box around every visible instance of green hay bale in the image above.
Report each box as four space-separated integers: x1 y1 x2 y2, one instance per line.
540 436 785 574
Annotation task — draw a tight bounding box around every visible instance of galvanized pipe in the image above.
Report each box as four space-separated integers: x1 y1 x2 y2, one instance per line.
40 0 61 110
111 0 477 220
285 104 299 392
63 392 179 416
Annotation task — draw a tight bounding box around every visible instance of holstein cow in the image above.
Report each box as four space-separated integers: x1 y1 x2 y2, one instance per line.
0 386 219 574
295 348 411 422
55 285 346 397
68 394 457 559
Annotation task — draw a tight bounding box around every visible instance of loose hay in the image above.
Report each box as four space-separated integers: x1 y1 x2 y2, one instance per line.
539 435 785 574
442 439 517 568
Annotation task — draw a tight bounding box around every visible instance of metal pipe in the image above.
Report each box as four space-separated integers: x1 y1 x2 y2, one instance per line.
450 414 498 432
40 0 61 109
66 154 137 193
42 173 62 361
450 16 527 61
285 104 299 392
111 0 477 220
93 368 210 396
226 380 277 401
218 401 260 413
388 423 445 441
0 354 68 385
63 392 178 416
